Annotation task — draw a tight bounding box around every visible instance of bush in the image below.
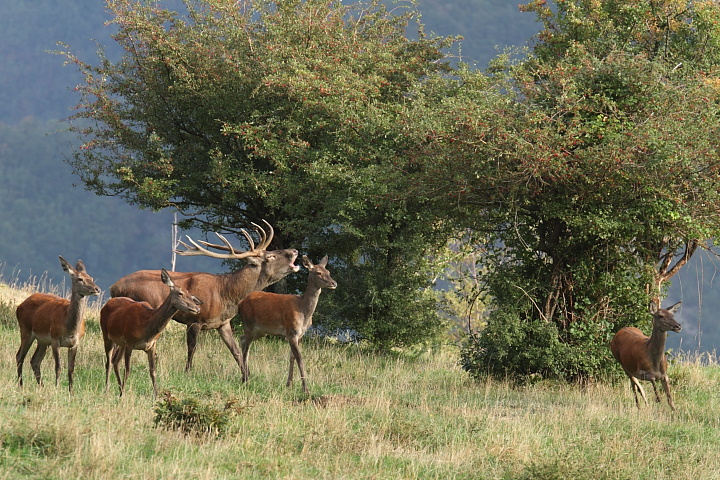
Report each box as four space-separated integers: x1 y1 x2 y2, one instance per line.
459 297 647 382
153 391 244 437
0 299 16 328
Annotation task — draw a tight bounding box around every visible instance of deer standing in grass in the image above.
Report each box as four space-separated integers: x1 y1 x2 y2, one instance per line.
110 221 299 373
15 256 100 392
239 255 337 394
610 301 682 411
101 268 203 397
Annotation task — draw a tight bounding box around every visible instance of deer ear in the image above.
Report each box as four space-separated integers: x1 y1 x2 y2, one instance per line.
161 268 175 287
59 256 75 275
302 255 313 269
649 301 659 314
667 301 682 314
318 255 329 268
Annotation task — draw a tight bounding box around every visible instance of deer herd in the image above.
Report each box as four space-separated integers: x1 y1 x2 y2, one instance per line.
15 221 335 397
13 221 685 411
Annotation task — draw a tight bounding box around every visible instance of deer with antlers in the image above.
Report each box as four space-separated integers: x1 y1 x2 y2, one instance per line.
15 256 101 392
238 255 337 394
109 220 299 373
101 268 203 397
610 301 682 411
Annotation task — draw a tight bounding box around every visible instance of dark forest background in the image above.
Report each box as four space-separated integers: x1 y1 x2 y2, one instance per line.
1 0 717 354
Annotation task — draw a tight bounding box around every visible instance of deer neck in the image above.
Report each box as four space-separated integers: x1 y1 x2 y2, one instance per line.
646 324 668 367
299 283 323 320
66 291 88 334
223 264 264 301
145 296 180 339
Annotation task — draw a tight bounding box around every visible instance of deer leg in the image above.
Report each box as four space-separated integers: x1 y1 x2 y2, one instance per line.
16 335 35 387
121 348 133 397
111 346 124 395
217 322 246 374
629 376 649 408
649 379 662 403
185 323 202 372
51 341 62 388
287 348 294 386
661 375 676 412
30 343 48 385
288 336 308 395
104 342 116 394
67 346 78 393
147 346 158 398
240 331 254 383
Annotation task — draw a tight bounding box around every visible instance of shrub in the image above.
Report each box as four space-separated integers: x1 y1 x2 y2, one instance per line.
153 391 244 437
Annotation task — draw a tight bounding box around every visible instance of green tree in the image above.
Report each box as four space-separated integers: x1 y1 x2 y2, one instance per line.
402 0 720 378
62 0 459 348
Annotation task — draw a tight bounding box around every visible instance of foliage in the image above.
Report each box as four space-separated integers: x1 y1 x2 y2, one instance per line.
458 237 652 380
400 1 720 379
153 390 243 437
435 241 488 341
61 0 462 349
0 0 537 123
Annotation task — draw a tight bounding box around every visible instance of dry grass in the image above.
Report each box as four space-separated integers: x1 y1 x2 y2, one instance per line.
0 282 719 479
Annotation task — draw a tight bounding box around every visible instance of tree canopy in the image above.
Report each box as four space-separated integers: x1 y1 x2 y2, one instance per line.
448 0 720 378
65 0 720 374
64 0 460 349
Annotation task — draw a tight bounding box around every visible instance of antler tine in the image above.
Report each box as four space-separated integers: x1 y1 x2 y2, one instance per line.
175 238 199 254
195 232 244 254
175 233 260 259
211 232 236 253
250 223 266 249
173 221 274 259
240 228 256 251
251 219 274 250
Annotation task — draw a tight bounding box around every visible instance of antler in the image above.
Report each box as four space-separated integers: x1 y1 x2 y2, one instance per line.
175 220 275 259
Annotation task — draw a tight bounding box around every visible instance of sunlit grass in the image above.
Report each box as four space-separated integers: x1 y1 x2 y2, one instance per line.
0 281 719 479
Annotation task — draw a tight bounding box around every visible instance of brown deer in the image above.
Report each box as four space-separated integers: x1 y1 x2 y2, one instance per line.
610 301 682 411
15 256 101 392
238 255 337 394
101 268 203 397
109 221 299 372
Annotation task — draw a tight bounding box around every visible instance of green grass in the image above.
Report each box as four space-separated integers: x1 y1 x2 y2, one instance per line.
1 283 719 479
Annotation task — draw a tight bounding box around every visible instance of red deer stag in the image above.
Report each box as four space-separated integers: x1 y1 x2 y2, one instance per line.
110 220 299 372
101 268 203 397
238 255 337 394
610 301 682 411
15 256 100 392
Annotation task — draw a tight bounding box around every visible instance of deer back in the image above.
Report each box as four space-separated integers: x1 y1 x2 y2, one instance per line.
101 297 156 346
610 327 653 376
16 256 99 340
239 291 303 336
111 270 225 318
16 293 70 338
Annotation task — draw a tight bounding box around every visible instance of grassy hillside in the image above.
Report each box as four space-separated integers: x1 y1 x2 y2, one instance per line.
1 282 719 479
